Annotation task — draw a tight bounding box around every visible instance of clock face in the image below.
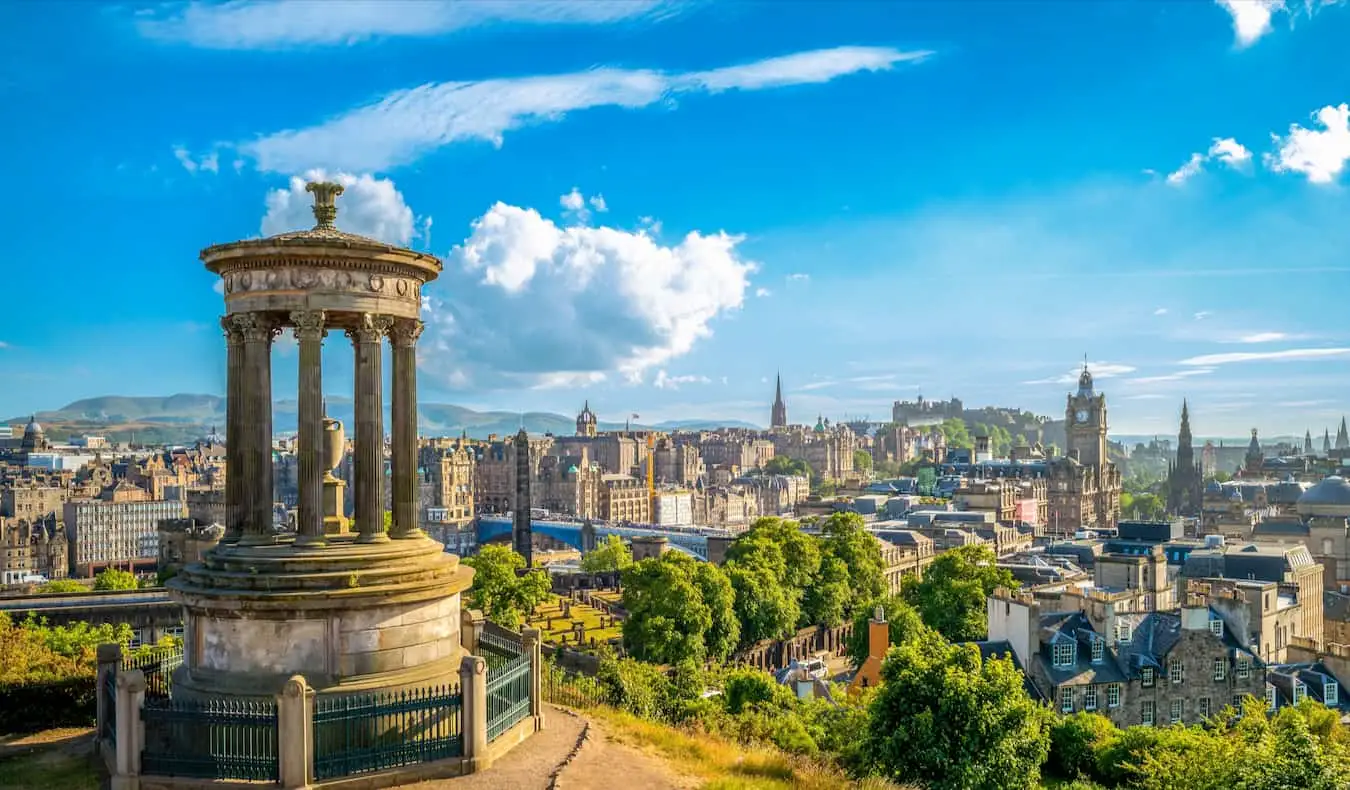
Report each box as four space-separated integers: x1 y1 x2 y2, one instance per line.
1076 409 1090 423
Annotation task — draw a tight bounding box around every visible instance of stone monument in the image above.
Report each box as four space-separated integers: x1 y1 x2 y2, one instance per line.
169 181 474 701
321 404 348 535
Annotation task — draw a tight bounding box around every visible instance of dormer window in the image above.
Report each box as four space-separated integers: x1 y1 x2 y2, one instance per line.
1325 681 1339 706
1053 642 1077 667
1267 684 1277 711
1091 638 1104 663
1117 621 1132 644
1293 682 1307 704
1208 618 1223 638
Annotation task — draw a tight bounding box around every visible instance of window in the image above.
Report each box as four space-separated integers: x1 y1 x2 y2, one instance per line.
1142 700 1155 726
1060 687 1075 713
1213 658 1227 682
1237 658 1251 679
1293 682 1306 704
1170 699 1183 723
1117 621 1132 644
1084 686 1098 711
1208 619 1224 638
1233 695 1244 710
1326 681 1340 706
1199 697 1211 718
1169 660 1184 684
1142 667 1156 687
1107 684 1121 707
1266 685 1277 711
1091 639 1104 663
1053 642 1077 668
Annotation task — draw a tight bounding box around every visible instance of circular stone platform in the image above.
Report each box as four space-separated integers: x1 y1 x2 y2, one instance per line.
168 536 474 700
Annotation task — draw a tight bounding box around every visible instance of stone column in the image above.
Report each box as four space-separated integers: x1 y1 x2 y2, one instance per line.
221 317 244 544
96 643 122 761
390 319 424 539
522 627 546 731
276 675 314 790
112 669 145 790
347 314 393 543
291 310 327 547
237 313 280 544
459 655 489 773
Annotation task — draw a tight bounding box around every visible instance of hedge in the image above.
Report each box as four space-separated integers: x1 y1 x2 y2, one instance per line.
0 675 97 735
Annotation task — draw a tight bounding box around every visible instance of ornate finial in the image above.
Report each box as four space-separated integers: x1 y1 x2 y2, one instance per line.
305 181 344 230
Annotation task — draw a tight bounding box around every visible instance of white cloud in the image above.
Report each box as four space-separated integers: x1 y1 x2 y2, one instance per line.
173 145 220 174
1126 368 1216 384
1233 331 1289 343
1193 311 1213 320
240 46 932 173
1153 307 1169 316
797 380 837 392
135 0 677 49
1217 0 1286 47
1268 103 1350 184
755 287 772 298
420 198 757 389
1124 394 1167 400
786 273 810 282
212 279 225 295
1165 138 1251 185
1178 347 1350 365
1023 362 1137 386
559 188 607 224
653 370 711 390
589 195 608 213
261 171 420 245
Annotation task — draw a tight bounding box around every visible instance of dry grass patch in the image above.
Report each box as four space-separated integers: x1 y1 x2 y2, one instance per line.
591 708 908 790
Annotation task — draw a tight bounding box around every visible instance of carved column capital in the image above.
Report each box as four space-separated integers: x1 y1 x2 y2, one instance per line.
388 319 425 348
232 313 280 344
290 310 328 342
345 313 394 345
220 316 243 345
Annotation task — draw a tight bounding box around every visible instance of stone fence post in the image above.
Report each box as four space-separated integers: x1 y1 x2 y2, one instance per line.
96 643 123 761
459 655 488 773
522 628 545 731
276 675 314 790
461 608 485 655
111 669 145 790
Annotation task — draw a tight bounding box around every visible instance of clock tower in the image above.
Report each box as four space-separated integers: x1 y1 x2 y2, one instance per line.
1065 363 1107 469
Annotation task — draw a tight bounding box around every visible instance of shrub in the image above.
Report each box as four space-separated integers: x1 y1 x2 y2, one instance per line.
0 676 97 734
1048 712 1117 780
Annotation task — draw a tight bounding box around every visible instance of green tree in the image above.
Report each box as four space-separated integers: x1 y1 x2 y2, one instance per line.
727 562 800 645
852 449 872 473
862 632 1051 790
726 517 820 592
762 456 810 477
94 568 140 591
580 534 633 574
37 579 86 594
801 556 851 628
621 552 738 663
817 511 885 611
940 418 973 449
844 596 930 669
901 544 1016 641
463 545 551 627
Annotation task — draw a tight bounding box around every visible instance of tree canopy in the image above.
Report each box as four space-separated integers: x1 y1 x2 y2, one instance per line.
462 545 552 628
852 449 872 472
862 630 1052 790
762 456 810 477
844 595 931 669
37 579 86 594
901 543 1016 641
580 534 633 574
93 568 140 591
621 552 738 664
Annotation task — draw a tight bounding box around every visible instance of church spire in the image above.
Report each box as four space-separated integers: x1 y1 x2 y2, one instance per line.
1337 416 1349 451
770 372 787 429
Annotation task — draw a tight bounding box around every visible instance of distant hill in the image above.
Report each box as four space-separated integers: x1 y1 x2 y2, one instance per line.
6 394 760 445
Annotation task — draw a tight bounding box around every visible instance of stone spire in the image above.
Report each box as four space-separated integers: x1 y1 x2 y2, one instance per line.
771 373 787 429
1305 429 1314 455
1338 417 1349 451
305 181 345 230
1325 429 1333 455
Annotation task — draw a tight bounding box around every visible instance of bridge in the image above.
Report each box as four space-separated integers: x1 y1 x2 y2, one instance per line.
0 588 181 646
475 515 731 561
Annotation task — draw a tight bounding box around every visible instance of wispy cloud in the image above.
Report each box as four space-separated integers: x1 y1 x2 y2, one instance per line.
1024 362 1136 386
1126 368 1216 385
653 370 711 390
754 287 772 298
1165 137 1251 185
1228 331 1291 343
173 145 219 174
1153 307 1169 316
1124 393 1168 400
1178 347 1350 366
239 46 932 173
135 0 679 49
786 272 811 282
1267 103 1350 185
797 380 837 392
1193 311 1213 321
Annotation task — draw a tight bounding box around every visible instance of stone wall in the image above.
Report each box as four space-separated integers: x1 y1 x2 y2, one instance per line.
732 622 852 673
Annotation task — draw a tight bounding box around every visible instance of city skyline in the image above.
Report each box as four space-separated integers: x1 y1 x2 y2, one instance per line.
3 1 1350 435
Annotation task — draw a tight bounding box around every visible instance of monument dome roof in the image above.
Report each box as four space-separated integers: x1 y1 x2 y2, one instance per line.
23 416 42 435
1298 476 1350 508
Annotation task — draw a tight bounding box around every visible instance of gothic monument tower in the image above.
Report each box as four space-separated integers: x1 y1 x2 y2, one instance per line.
513 427 534 567
1166 400 1203 515
771 374 788 430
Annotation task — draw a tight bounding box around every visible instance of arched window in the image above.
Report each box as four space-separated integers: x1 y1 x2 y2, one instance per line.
1322 537 1335 556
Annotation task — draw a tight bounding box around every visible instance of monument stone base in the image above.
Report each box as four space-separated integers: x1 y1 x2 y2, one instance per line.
169 535 473 701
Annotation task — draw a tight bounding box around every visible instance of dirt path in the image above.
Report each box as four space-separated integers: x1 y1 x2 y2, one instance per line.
405 707 585 790
553 714 691 790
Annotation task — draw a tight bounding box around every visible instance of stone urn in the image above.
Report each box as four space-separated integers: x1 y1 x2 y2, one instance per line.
322 416 345 476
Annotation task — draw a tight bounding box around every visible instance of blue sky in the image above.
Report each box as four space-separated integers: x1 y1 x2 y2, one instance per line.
2 0 1349 439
